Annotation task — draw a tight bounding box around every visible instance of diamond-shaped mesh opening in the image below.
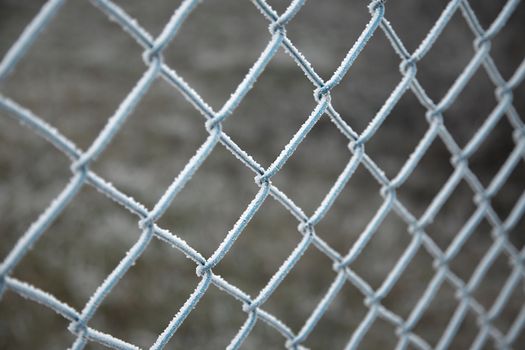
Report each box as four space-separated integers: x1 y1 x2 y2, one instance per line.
162 0 270 108
469 116 517 187
12 185 140 309
0 0 524 349
0 117 70 258
483 1 525 80
222 47 318 167
89 238 200 348
442 65 499 147
329 31 402 134
467 2 508 30
213 196 301 295
489 275 525 337
283 0 371 75
448 219 494 282
271 117 351 213
413 8 476 101
364 91 430 178
424 179 478 250
163 284 248 349
156 144 258 256
386 2 454 53
242 317 292 349
507 206 525 251
349 210 412 290
302 279 369 349
382 247 435 319
490 159 525 220
357 315 400 350
91 78 209 205
442 308 479 349
0 3 44 55
514 78 525 122
396 137 453 218
314 163 383 251
470 253 514 311
1 0 145 149
261 246 337 333
0 290 76 349
411 280 459 346
110 0 184 36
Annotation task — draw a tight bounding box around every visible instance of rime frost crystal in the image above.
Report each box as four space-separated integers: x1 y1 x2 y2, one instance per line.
1 0 524 349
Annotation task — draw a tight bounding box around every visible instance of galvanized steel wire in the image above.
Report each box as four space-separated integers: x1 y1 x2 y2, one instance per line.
1 0 524 349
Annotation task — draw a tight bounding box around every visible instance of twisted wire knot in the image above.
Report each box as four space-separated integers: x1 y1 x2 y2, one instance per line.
513 127 525 144
332 259 347 273
451 151 469 168
348 139 365 153
138 215 155 231
195 262 212 278
68 319 88 337
425 108 444 125
70 155 91 175
396 323 412 337
285 338 302 350
495 84 513 101
364 292 382 307
477 313 495 329
297 221 314 236
242 300 259 313
142 47 164 68
473 191 492 206
511 253 525 268
455 286 472 301
254 173 272 187
408 221 424 235
368 0 385 14
313 85 331 103
399 56 417 76
204 117 223 134
269 21 286 36
474 34 492 52
432 254 450 270
4 0 524 347
380 182 397 198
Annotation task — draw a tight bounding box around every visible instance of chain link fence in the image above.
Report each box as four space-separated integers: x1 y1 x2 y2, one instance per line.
0 0 524 349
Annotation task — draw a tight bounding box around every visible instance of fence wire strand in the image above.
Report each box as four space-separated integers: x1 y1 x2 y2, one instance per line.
0 0 524 349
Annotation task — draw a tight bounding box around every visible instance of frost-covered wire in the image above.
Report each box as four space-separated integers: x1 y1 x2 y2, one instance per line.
0 0 524 349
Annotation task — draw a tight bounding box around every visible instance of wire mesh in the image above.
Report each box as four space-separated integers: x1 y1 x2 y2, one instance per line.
1 0 524 349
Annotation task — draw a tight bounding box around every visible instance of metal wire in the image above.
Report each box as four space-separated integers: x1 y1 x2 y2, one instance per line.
1 0 524 349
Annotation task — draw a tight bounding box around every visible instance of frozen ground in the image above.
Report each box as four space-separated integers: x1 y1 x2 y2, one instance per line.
0 0 525 349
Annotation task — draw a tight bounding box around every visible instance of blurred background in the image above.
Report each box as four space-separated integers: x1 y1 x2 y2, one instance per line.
0 0 524 349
